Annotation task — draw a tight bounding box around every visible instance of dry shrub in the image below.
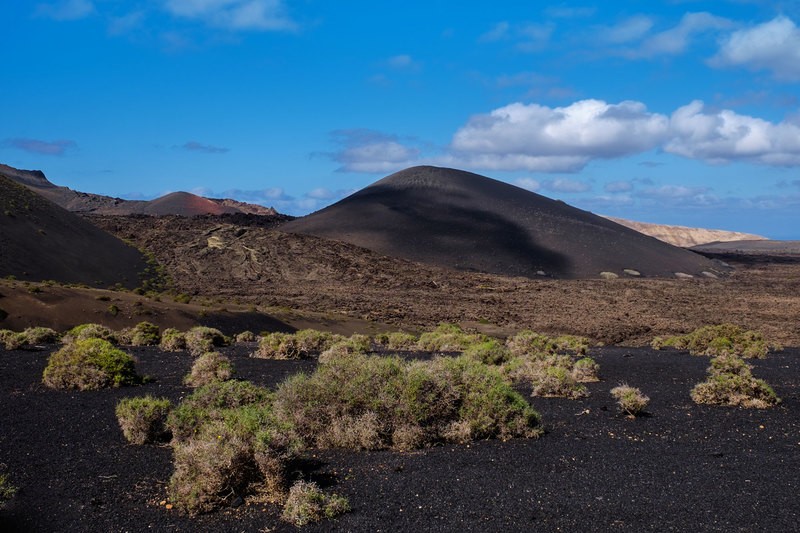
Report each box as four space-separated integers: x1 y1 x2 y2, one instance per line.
531 365 588 399
42 338 141 390
317 335 371 364
160 328 187 351
274 353 541 451
0 469 16 506
691 355 780 409
610 385 649 416
166 381 298 514
652 324 777 358
235 331 256 343
506 330 589 358
572 357 600 382
281 480 350 527
255 329 346 360
185 326 228 356
184 352 234 388
2 327 61 350
504 354 591 399
116 395 172 444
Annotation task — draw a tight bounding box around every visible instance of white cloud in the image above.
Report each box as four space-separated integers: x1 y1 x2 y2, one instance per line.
542 178 591 193
599 15 653 44
479 21 510 42
711 15 800 80
449 100 669 172
35 0 94 21
665 100 800 166
387 54 416 69
624 12 733 58
514 178 540 191
479 21 553 52
328 129 421 173
163 0 296 31
108 11 146 35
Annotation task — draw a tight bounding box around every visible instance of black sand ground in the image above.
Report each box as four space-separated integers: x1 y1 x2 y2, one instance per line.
1 344 798 532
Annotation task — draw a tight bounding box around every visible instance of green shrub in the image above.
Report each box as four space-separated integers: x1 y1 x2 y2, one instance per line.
160 328 187 351
463 339 511 365
185 326 228 356
281 480 350 526
127 322 161 346
184 352 234 388
64 323 117 344
416 323 487 352
651 324 776 358
504 353 593 399
116 395 172 444
0 330 20 350
274 353 541 451
2 327 61 350
610 385 649 416
42 338 141 390
374 331 418 350
691 355 780 409
317 336 371 364
107 304 120 316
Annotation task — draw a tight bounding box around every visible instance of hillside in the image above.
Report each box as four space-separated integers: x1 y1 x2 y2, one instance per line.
281 166 726 279
0 175 148 287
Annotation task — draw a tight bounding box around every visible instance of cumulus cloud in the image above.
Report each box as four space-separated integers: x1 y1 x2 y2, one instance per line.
330 99 800 175
665 100 800 166
35 0 94 21
711 15 800 80
449 99 669 172
180 141 230 154
5 138 77 156
163 0 296 31
327 129 421 173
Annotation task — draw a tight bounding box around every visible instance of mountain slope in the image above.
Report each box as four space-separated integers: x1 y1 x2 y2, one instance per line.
0 175 148 287
0 163 277 216
605 216 766 247
282 166 726 279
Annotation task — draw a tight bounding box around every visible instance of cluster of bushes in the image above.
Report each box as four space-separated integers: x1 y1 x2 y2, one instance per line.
652 324 778 359
161 326 230 356
0 326 60 350
691 354 780 409
116 344 543 522
254 329 347 359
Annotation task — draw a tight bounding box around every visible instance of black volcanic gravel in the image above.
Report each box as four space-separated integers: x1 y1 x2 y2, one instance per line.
1 344 798 532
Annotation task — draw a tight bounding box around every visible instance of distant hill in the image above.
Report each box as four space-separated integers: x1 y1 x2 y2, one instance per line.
282 165 727 279
604 216 766 247
0 163 278 217
0 175 148 287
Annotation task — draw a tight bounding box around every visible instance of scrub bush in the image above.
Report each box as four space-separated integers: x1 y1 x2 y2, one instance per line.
42 338 141 390
116 395 172 444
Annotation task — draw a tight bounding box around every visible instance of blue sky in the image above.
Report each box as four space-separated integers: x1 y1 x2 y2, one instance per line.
2 1 799 238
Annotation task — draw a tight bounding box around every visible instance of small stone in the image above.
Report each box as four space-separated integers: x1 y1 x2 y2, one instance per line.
600 271 619 279
165 504 173 510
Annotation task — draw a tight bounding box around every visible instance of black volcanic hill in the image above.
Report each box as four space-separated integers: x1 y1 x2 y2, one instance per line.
281 166 725 279
0 175 148 287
